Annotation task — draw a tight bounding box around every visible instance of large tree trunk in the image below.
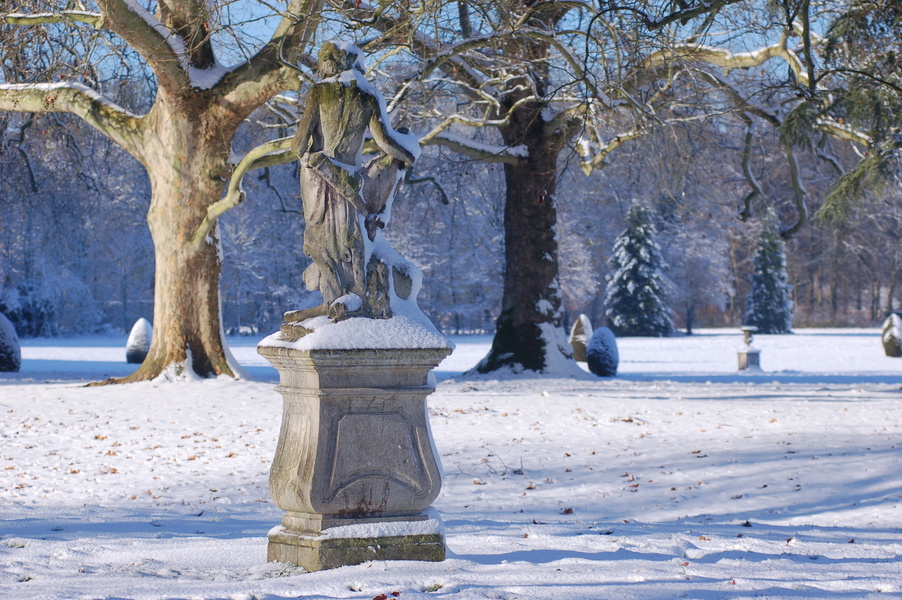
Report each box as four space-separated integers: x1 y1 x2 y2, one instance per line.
117 105 239 382
474 106 576 374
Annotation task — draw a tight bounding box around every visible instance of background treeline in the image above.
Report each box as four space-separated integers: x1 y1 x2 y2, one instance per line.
1 102 899 337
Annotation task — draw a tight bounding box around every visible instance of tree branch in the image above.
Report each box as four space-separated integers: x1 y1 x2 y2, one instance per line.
192 136 295 247
96 0 189 94
4 10 105 28
0 83 145 160
781 142 809 238
218 0 323 120
738 117 762 221
421 131 526 164
578 126 648 175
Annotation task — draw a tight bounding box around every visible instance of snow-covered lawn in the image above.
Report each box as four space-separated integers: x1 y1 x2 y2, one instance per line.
1 329 901 599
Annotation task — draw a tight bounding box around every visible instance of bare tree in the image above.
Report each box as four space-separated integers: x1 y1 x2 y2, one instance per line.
1 0 322 381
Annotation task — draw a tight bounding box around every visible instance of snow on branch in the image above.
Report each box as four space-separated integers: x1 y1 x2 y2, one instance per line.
647 35 805 82
815 118 872 147
99 0 189 92
4 11 105 28
422 131 526 164
578 127 647 175
0 82 144 157
218 0 323 114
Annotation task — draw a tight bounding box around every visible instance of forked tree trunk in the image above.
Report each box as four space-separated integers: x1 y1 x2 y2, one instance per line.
475 104 573 373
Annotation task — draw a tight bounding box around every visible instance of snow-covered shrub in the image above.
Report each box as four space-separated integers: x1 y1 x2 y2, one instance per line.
586 326 618 377
882 313 902 357
603 202 673 337
569 314 593 362
126 318 153 364
0 312 21 372
744 219 793 334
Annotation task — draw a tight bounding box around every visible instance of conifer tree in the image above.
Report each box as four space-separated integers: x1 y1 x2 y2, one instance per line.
744 221 794 334
603 203 673 337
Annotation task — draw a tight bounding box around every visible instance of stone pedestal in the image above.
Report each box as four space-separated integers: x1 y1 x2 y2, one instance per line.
257 338 451 571
738 326 760 371
737 348 760 370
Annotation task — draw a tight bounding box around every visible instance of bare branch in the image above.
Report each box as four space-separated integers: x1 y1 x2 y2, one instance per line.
781 143 809 238
579 126 647 175
0 83 145 160
4 11 105 28
404 171 450 205
738 118 761 221
421 131 525 164
95 0 188 93
640 0 748 31
218 0 323 120
192 136 295 247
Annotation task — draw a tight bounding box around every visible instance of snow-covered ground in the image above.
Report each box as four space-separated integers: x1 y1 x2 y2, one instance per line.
1 328 901 599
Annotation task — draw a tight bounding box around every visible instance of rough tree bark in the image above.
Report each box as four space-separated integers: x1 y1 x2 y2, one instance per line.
476 100 576 373
0 0 323 382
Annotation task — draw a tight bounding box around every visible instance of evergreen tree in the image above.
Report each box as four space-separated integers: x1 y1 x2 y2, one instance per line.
603 203 673 337
744 221 794 334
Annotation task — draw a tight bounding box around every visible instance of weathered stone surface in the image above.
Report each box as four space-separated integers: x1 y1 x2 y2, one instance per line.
586 326 618 377
569 314 593 362
257 342 451 570
0 312 21 373
126 318 153 364
882 314 902 358
268 529 445 571
291 42 420 321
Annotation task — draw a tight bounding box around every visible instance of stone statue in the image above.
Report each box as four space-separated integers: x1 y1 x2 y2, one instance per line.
286 41 420 325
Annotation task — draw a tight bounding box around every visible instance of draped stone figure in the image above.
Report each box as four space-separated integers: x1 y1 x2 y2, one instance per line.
287 41 419 324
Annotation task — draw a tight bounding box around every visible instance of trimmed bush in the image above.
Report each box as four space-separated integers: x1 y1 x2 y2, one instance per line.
587 326 618 377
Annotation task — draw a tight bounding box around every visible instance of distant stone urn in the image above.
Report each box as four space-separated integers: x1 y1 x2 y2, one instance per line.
569 314 593 362
882 314 902 357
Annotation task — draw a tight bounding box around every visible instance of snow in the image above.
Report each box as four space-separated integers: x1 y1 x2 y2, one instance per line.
323 43 422 163
431 131 528 159
289 508 445 541
0 81 143 118
260 314 451 351
126 318 152 354
121 0 232 90
2 329 902 599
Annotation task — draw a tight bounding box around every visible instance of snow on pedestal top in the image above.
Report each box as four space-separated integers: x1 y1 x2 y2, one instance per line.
259 314 452 351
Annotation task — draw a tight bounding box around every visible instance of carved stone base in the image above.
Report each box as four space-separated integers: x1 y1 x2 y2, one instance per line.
738 349 761 370
268 520 445 572
257 328 451 570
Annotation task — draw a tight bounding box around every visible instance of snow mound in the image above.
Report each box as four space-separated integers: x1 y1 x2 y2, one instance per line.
881 313 902 357
125 318 152 364
569 314 593 362
0 312 21 372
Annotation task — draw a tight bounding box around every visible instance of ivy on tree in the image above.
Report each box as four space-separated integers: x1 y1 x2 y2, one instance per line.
603 203 673 337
